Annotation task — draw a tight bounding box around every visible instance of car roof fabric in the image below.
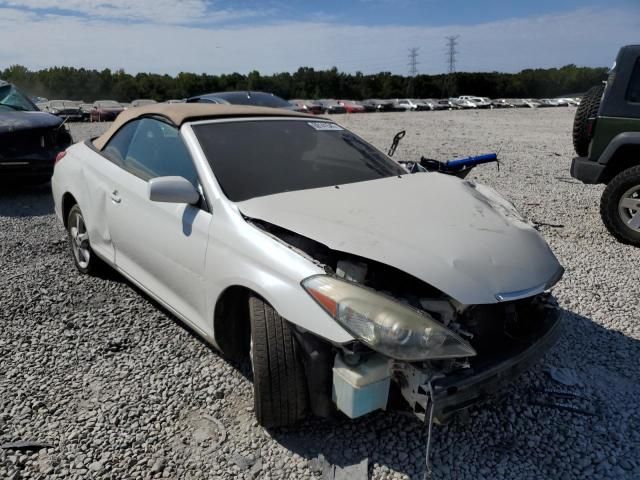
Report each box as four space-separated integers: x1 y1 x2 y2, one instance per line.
93 104 317 150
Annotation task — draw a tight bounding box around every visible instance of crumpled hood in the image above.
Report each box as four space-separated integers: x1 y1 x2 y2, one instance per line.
0 111 63 134
237 173 562 305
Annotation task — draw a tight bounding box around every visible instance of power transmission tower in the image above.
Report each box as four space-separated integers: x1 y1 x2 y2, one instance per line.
408 47 419 76
442 35 459 98
445 35 459 74
407 47 419 97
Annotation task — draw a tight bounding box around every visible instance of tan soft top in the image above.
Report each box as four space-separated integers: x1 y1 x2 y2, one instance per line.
93 103 318 150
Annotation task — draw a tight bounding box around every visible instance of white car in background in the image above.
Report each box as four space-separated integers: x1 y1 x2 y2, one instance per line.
394 99 430 111
555 98 579 106
51 104 564 428
452 98 477 109
470 97 493 109
457 96 492 109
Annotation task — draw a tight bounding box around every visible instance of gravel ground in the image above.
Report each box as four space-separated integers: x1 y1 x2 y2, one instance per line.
1 108 639 479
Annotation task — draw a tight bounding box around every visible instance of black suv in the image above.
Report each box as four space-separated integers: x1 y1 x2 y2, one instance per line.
571 45 640 246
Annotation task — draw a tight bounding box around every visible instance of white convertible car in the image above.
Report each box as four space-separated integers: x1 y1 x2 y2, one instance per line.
52 104 563 427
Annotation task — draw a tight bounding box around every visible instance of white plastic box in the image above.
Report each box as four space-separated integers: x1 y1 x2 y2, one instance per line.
332 354 391 418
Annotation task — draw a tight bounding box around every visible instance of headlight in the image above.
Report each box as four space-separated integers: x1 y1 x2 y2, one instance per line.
302 275 476 361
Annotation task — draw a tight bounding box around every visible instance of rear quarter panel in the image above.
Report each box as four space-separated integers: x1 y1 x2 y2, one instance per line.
590 118 640 161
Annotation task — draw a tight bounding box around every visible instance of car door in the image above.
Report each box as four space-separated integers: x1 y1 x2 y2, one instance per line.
80 121 140 264
100 117 212 331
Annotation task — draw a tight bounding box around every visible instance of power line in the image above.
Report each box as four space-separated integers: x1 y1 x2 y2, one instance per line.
408 47 419 77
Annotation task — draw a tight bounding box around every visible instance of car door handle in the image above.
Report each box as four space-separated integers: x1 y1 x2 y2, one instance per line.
110 190 121 204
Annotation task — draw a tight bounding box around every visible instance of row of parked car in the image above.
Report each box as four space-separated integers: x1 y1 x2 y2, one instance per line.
34 93 581 122
185 93 581 114
291 96 580 114
5 80 585 186
34 98 166 122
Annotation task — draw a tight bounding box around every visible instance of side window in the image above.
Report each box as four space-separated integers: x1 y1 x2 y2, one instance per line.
102 120 139 167
121 118 199 187
626 58 640 103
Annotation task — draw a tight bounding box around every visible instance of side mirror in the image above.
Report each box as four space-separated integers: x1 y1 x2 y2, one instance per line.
148 176 200 205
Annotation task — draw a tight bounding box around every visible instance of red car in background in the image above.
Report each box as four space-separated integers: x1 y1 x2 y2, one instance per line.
338 100 366 113
90 100 124 122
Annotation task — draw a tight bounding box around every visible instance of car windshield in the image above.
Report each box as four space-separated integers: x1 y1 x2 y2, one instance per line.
193 119 406 202
0 83 38 112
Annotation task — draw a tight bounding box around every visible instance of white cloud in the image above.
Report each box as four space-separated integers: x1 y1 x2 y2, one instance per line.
0 0 258 24
0 7 636 75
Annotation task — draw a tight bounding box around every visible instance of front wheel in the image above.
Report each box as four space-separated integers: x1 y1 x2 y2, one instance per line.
600 166 640 246
248 296 308 428
67 204 100 274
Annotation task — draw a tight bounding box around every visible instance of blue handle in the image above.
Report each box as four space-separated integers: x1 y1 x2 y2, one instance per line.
445 153 498 169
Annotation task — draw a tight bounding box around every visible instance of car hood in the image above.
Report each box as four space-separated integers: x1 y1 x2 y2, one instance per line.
237 173 562 305
0 111 63 134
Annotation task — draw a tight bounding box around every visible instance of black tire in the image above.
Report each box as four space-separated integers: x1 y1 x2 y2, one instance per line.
600 165 640 246
572 84 604 156
248 296 308 428
66 204 100 274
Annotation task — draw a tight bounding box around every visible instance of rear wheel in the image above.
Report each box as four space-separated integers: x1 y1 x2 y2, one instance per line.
600 166 640 246
248 296 308 428
67 204 100 274
572 84 604 156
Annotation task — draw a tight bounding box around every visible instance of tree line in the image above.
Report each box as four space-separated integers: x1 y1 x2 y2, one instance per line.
2 64 607 102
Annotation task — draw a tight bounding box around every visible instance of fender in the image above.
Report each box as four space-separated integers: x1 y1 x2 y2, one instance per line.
597 132 640 165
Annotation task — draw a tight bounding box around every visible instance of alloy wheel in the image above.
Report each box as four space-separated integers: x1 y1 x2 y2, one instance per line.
618 185 640 232
69 211 91 268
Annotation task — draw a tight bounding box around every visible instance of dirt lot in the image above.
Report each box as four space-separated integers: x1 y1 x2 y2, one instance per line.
1 108 639 479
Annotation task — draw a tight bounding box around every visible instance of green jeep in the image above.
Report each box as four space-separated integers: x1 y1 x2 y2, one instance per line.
571 44 640 246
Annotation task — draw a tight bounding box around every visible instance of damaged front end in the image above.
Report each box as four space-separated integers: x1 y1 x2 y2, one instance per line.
250 219 562 423
318 258 563 424
392 294 561 423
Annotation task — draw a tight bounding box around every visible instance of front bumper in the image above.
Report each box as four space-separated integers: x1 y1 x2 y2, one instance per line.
398 305 562 422
0 159 54 180
0 128 71 181
0 155 57 181
432 308 561 420
570 156 605 184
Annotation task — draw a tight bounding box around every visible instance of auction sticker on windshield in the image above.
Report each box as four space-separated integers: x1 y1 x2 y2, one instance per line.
307 122 343 131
